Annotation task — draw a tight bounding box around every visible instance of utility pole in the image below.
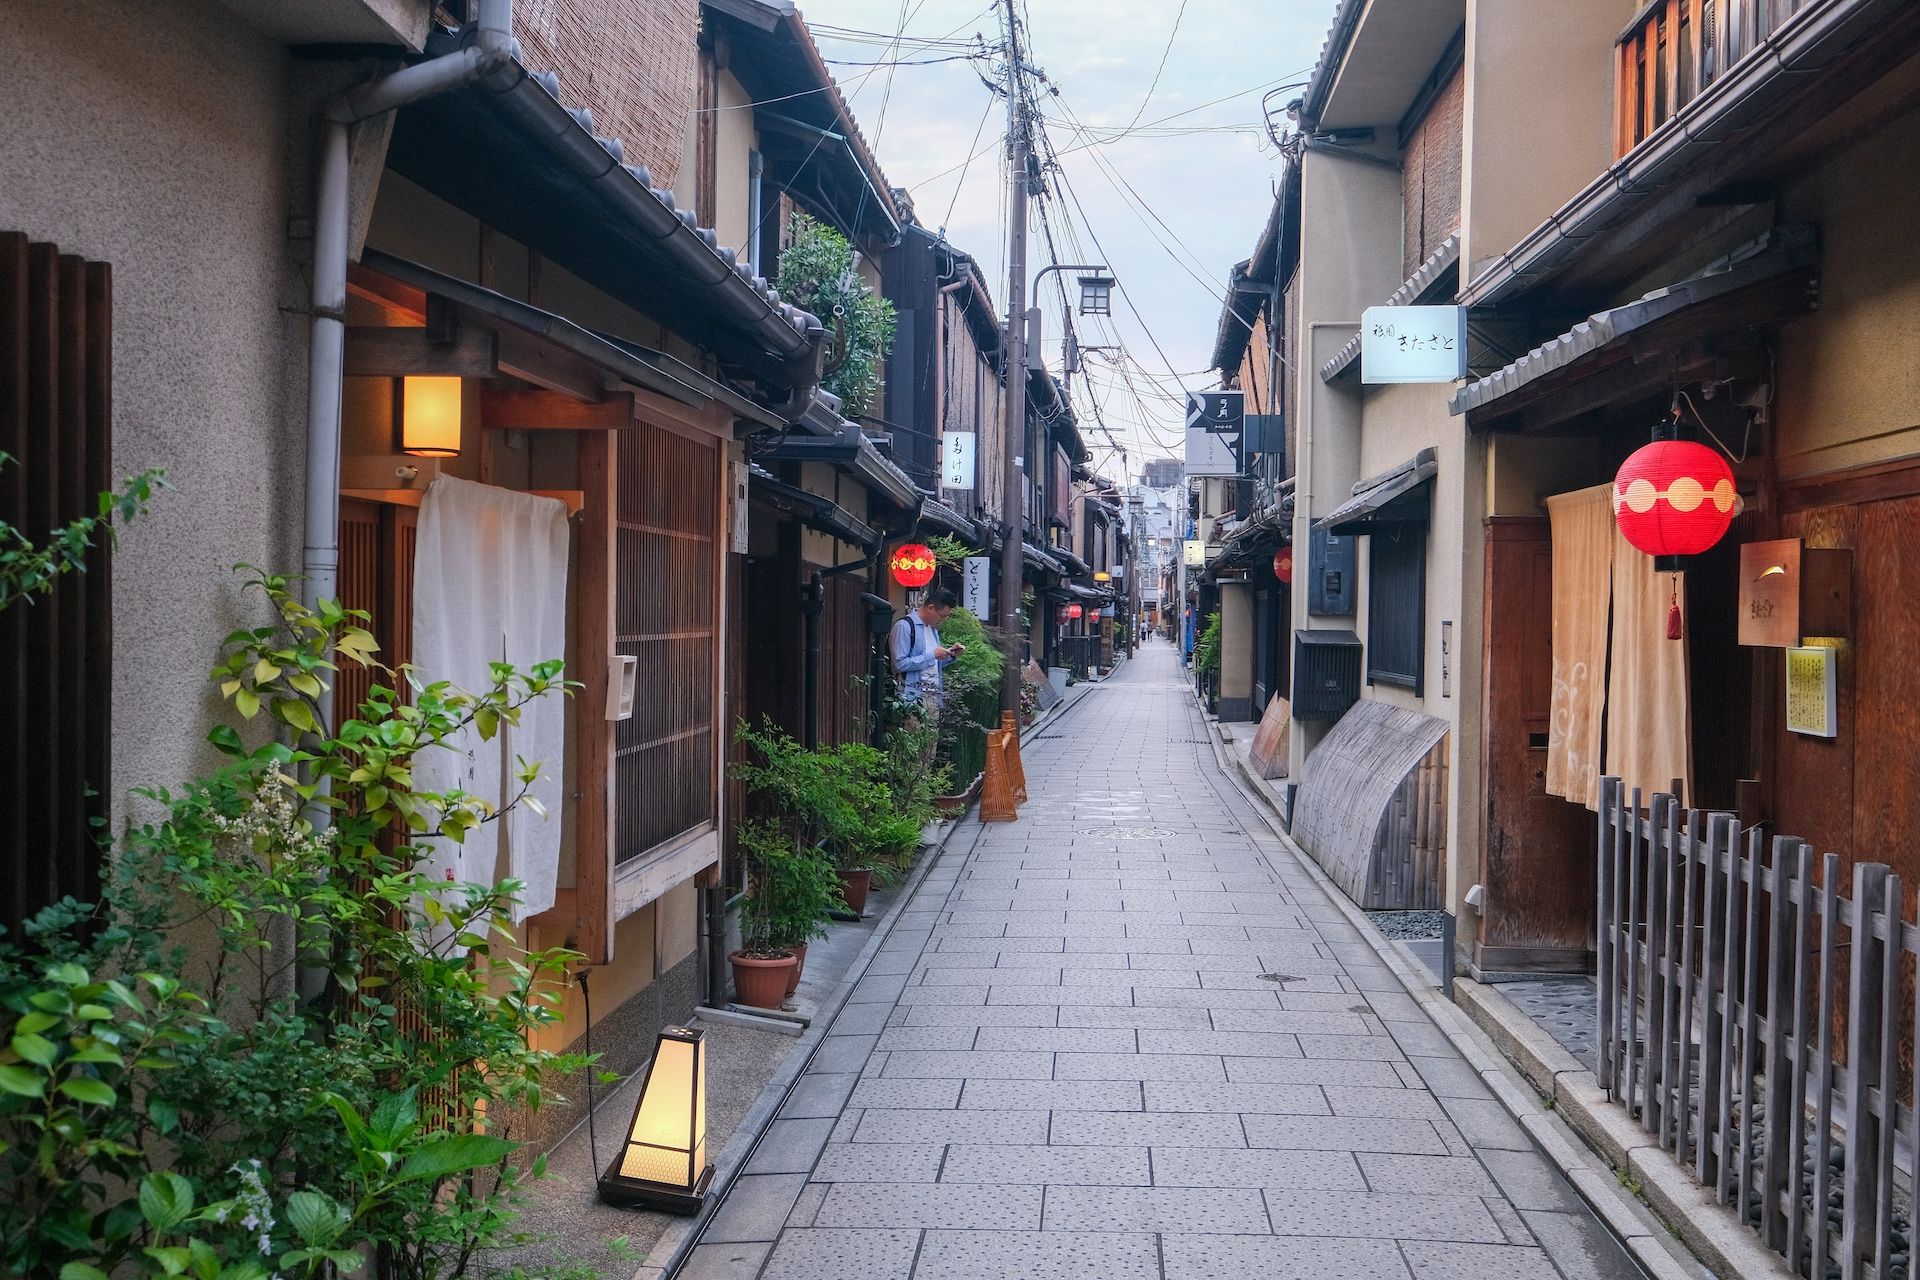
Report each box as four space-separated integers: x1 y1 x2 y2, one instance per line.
995 0 1030 716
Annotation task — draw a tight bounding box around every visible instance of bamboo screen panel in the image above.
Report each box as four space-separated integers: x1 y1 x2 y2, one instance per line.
0 234 113 941
615 422 719 863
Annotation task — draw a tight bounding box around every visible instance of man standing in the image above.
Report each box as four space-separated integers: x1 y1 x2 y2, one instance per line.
890 586 962 708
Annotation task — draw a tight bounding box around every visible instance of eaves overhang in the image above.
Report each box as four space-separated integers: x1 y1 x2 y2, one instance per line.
1321 233 1461 383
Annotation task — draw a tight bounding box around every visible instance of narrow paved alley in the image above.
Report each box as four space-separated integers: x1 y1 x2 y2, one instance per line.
682 641 1646 1280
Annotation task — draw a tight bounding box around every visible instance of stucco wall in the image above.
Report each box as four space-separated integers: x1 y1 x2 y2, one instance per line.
1 0 304 826
1460 0 1618 282
711 70 758 258
1774 102 1920 479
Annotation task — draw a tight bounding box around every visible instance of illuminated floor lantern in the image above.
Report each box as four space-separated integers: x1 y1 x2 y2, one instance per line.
597 1026 712 1213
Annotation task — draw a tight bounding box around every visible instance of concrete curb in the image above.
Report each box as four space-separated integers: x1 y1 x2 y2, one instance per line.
1453 979 1797 1280
1203 719 1710 1280
646 684 1105 1277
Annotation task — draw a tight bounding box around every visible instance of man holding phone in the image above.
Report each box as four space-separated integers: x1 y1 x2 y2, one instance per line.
890 586 963 709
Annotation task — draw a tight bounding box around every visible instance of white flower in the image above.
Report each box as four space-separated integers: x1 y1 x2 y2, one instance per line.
241 1212 260 1232
258 1234 273 1256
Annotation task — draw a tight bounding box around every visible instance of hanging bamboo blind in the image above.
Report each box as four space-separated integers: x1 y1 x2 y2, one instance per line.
615 421 719 863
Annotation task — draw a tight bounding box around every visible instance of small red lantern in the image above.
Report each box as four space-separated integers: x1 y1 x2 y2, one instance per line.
1273 547 1293 584
1611 440 1737 566
1063 603 1083 621
888 542 936 589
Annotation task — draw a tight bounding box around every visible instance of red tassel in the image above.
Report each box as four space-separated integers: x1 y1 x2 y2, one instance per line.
1666 579 1683 640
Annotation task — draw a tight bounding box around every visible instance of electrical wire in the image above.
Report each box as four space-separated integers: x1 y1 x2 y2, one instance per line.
1117 0 1190 133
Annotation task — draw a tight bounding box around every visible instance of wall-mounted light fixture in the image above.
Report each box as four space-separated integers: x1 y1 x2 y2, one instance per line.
399 376 463 458
598 1026 711 1214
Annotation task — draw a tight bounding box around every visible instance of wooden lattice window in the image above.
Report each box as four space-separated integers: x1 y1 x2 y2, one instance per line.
1616 0 1804 157
614 419 720 863
0 233 114 940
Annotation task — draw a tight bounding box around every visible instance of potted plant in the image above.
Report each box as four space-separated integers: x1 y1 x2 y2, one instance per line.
732 719 853 996
732 821 801 1008
930 607 1002 814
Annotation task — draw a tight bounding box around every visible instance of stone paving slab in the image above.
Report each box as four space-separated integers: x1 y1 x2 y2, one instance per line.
729 647 1654 1280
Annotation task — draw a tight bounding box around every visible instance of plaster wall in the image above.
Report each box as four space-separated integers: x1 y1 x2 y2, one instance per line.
1289 145 1401 764
1219 582 1254 721
1459 0 1618 283
711 71 758 258
1774 102 1920 479
1 0 304 828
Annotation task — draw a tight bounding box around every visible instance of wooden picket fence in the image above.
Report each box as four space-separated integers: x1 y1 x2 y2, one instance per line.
1597 777 1917 1280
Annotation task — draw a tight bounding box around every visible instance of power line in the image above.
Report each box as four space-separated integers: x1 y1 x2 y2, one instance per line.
1118 0 1190 133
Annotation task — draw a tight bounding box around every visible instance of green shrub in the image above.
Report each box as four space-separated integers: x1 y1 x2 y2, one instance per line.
1195 609 1222 678
0 567 584 1280
775 213 896 417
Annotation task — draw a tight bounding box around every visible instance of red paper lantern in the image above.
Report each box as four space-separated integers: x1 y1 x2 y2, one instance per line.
1062 603 1083 621
888 542 937 588
1273 547 1293 584
1611 440 1737 563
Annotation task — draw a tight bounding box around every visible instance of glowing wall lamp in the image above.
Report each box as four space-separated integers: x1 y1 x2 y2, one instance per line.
597 1026 712 1214
399 376 464 458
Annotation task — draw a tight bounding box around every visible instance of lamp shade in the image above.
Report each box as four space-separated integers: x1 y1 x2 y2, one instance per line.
1064 603 1083 620
1273 547 1293 583
598 1026 712 1213
1611 440 1736 562
889 543 937 588
400 376 463 457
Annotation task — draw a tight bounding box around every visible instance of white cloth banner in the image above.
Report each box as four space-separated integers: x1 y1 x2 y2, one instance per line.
411 476 570 922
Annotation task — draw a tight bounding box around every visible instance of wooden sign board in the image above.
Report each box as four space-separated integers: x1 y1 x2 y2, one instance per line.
1785 646 1838 738
1739 539 1852 647
1248 694 1291 779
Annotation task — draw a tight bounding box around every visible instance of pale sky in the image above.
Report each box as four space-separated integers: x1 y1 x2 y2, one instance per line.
803 0 1334 482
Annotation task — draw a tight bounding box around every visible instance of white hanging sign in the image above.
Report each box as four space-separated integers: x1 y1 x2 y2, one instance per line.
942 431 977 490
1361 305 1468 383
963 556 991 618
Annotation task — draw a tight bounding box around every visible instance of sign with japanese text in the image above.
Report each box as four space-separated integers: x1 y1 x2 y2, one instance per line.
1182 539 1205 567
942 431 976 490
1785 645 1837 737
963 556 991 618
1361 305 1467 383
1184 389 1243 477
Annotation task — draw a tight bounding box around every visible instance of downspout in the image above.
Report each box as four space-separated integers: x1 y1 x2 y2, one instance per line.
303 0 519 620
746 150 765 278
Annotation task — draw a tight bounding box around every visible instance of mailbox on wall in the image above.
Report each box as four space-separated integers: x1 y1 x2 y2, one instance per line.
1308 526 1355 616
1738 539 1851 647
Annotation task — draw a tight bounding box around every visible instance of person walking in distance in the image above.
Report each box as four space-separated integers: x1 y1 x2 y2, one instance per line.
891 586 963 710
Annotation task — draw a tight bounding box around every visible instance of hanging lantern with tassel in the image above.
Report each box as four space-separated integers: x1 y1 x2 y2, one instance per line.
1611 437 1738 640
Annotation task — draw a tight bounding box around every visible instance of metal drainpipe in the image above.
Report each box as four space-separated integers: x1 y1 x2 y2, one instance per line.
302 0 519 623
295 2 516 1002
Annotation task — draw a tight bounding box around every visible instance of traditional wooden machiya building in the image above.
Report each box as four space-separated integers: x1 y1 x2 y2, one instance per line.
1452 0 1920 972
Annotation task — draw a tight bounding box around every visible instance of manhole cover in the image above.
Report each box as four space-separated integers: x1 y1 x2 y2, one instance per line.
1077 825 1177 840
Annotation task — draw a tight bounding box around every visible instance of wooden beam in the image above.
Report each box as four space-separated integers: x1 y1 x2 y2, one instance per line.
340 486 585 517
346 265 427 321
481 388 632 430
343 325 496 377
573 429 619 963
493 326 609 403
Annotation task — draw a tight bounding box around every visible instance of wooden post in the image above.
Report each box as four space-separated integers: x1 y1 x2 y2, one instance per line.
1840 863 1890 1280
1626 788 1646 1111
1676 808 1703 1166
1737 827 1764 1221
1784 841 1814 1270
1761 836 1798 1249
1696 812 1730 1188
1812 852 1840 1278
1597 777 1619 1095
1871 874 1901 1280
1659 795 1684 1150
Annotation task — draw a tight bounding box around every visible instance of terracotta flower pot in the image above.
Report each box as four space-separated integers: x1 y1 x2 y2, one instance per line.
730 949 796 1009
839 868 873 916
784 942 808 996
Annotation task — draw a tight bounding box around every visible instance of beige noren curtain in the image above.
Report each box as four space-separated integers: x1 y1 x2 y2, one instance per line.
1606 526 1692 806
1545 486 1613 809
